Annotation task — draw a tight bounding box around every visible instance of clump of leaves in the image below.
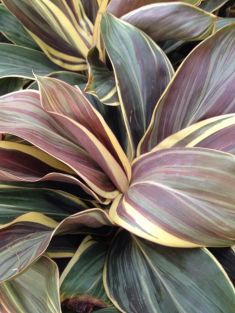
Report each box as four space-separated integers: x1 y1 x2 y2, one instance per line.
0 1 234 313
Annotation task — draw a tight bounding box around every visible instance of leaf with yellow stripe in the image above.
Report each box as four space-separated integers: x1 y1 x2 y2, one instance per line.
139 24 235 154
0 257 62 313
111 148 235 247
2 0 93 71
154 114 235 154
60 236 112 313
104 231 235 313
101 13 174 158
0 89 120 199
122 2 216 42
0 208 113 283
200 0 230 12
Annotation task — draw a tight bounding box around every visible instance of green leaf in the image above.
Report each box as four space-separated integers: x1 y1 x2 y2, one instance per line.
122 2 216 42
101 13 174 158
60 236 111 312
104 231 235 313
0 4 38 49
0 44 61 79
111 148 235 247
0 256 62 313
86 47 119 106
200 0 230 12
139 25 235 153
0 77 23 95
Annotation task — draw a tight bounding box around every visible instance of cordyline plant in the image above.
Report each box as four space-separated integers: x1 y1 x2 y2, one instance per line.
0 4 234 313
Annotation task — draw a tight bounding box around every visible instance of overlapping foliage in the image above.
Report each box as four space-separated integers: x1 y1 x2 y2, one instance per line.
0 0 235 312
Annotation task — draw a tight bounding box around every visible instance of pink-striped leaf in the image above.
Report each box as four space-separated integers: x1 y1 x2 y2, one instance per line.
0 90 119 198
110 148 235 247
108 0 200 17
139 25 235 153
154 114 235 155
0 208 113 282
122 3 216 42
37 76 131 184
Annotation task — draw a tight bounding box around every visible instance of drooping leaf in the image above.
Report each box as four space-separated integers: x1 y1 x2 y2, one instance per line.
0 90 119 199
60 236 111 312
111 148 235 247
0 44 60 79
2 0 93 70
0 208 113 282
139 25 235 153
107 0 201 17
104 231 235 313
200 0 230 12
0 4 38 49
0 257 62 313
122 2 216 42
101 13 174 158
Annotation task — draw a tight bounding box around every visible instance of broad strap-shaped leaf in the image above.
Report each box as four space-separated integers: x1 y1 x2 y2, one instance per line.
0 4 38 49
60 236 111 312
0 257 62 313
0 184 89 225
200 0 230 12
107 0 201 17
2 0 93 70
216 17 235 30
0 208 113 282
0 141 108 203
0 90 119 198
111 148 235 247
101 13 174 158
139 25 235 154
0 77 23 96
154 114 235 154
0 44 60 79
86 47 119 106
122 3 216 42
104 231 235 313
37 76 131 189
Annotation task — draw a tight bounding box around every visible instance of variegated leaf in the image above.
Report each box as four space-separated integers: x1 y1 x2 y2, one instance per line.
60 236 111 312
2 0 93 70
0 90 119 199
0 208 113 282
104 231 235 313
86 47 119 106
37 76 131 191
0 44 60 79
139 25 235 153
101 13 174 158
122 2 216 42
154 114 235 154
111 148 235 247
108 0 201 17
0 4 37 48
0 257 62 313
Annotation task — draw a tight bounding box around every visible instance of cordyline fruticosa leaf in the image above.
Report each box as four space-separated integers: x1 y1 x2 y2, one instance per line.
122 2 216 42
101 13 174 158
0 256 62 313
0 208 113 282
139 24 235 154
104 231 235 313
107 0 202 17
2 0 93 70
